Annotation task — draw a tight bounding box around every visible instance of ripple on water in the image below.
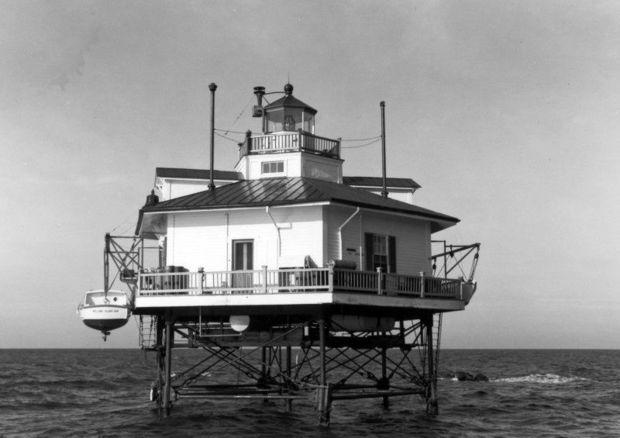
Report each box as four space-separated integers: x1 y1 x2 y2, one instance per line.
492 373 588 384
1 349 619 437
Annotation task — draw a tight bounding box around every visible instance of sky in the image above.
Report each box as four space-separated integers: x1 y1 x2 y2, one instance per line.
1 0 619 349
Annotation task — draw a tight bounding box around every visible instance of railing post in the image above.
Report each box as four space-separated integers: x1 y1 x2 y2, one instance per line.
298 128 303 152
328 262 334 292
377 267 383 295
245 130 252 154
459 279 463 300
198 267 205 294
420 271 425 298
262 265 268 294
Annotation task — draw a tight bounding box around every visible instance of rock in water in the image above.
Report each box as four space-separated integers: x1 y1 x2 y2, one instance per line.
454 371 488 381
455 371 474 381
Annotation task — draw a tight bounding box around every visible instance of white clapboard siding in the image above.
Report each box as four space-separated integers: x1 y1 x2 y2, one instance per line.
326 205 431 275
275 206 324 267
168 180 208 200
326 205 362 268
166 205 324 271
366 189 415 204
301 154 342 182
236 153 302 180
235 151 342 183
156 178 239 202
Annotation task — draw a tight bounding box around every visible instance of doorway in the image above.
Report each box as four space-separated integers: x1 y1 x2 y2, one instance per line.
232 240 254 289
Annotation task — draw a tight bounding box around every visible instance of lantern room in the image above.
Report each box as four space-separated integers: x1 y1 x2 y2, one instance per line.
262 83 317 134
237 83 342 182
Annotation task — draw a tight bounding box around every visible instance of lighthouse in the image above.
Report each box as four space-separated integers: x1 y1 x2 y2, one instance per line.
88 83 480 425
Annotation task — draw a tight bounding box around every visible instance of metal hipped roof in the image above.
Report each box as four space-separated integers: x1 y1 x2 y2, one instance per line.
264 95 317 114
343 176 421 190
139 177 458 232
156 167 242 181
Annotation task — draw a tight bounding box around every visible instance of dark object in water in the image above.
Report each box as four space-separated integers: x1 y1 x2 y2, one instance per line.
455 371 473 381
455 371 489 381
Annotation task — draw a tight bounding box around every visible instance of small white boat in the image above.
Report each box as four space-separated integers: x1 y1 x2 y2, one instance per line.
77 290 131 339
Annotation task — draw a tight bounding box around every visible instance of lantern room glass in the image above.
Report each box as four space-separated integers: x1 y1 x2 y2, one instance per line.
302 113 315 133
265 108 315 134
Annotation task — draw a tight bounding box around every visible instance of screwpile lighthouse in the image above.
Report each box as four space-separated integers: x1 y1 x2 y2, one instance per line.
83 83 480 425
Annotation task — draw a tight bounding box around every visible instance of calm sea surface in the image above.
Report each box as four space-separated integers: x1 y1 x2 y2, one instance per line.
1 349 619 437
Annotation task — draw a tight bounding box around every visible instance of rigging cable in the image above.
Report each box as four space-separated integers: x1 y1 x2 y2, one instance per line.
215 131 244 144
341 138 381 149
340 135 381 142
214 127 248 135
110 214 138 235
225 95 254 134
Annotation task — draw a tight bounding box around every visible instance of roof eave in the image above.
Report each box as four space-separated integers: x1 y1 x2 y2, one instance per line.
349 185 416 191
141 201 331 215
142 198 459 228
343 177 422 190
134 210 143 236
329 200 459 225
263 96 317 114
155 167 242 181
430 219 460 233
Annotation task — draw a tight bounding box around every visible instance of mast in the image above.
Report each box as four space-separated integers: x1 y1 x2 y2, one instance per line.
208 82 217 191
380 101 388 198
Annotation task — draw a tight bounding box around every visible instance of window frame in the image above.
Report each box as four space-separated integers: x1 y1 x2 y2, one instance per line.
364 232 397 273
261 160 285 174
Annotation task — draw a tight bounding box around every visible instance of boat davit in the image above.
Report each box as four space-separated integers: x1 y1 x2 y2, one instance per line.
77 290 131 340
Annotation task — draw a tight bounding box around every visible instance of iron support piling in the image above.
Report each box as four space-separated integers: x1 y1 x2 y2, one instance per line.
425 314 438 415
318 318 332 426
163 315 173 416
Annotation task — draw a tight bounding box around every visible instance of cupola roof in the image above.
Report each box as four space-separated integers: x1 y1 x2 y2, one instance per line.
264 83 317 114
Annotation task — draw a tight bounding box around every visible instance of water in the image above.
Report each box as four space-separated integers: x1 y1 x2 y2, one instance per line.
1 349 619 437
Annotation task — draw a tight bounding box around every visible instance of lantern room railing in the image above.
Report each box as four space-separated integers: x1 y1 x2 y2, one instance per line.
238 130 340 159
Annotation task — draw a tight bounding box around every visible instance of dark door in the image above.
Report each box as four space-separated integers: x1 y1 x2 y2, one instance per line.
232 240 253 288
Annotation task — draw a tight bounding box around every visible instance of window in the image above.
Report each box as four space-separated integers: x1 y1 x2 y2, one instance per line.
364 233 396 273
261 161 284 174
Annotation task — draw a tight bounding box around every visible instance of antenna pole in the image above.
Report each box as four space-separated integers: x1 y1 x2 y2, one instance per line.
208 83 217 191
380 101 388 198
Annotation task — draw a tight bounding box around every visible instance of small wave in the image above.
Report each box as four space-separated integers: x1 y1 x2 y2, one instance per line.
492 373 587 384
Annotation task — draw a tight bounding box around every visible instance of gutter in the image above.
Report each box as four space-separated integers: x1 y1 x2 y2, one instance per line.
265 206 281 256
338 207 360 260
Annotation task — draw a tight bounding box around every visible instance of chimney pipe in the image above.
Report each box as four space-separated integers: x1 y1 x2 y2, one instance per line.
208 83 217 191
253 86 265 118
380 101 388 198
253 86 265 106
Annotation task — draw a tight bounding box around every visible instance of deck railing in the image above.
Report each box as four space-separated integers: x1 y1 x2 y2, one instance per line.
238 130 340 159
137 267 464 300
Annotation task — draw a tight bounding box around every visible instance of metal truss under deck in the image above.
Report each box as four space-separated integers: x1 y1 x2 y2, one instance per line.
147 313 442 425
